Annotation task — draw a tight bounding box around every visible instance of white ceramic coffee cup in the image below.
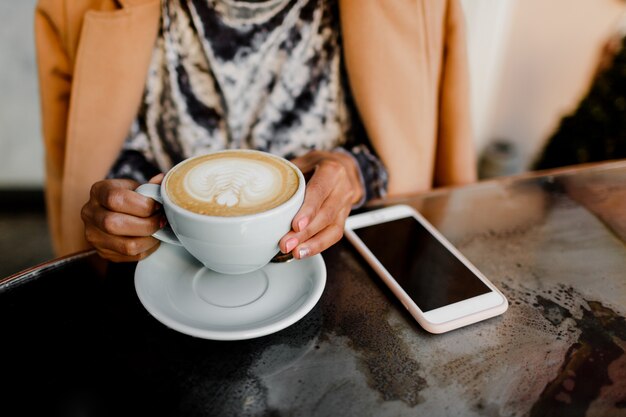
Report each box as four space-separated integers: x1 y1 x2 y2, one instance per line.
136 150 305 275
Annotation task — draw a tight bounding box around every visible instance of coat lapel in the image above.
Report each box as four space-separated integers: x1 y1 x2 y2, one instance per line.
61 0 160 254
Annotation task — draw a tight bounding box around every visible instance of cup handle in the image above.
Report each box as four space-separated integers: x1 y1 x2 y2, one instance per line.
135 183 182 246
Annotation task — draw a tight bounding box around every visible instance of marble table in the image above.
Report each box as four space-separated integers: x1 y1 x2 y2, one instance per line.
1 160 625 417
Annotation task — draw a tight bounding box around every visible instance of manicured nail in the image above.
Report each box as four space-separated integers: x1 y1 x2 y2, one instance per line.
285 238 298 253
297 217 309 231
298 247 310 259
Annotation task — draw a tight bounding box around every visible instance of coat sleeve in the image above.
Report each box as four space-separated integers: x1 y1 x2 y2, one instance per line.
339 0 477 195
435 0 477 187
34 0 72 255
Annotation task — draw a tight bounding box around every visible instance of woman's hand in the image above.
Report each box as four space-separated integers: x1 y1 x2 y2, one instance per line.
279 150 364 259
81 174 165 262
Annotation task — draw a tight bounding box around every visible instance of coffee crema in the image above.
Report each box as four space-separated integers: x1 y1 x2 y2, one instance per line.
166 151 299 217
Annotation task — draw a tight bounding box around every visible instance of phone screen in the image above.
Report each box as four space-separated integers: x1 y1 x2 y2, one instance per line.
354 216 491 312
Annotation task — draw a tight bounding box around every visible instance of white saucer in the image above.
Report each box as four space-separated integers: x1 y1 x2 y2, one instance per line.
134 243 326 341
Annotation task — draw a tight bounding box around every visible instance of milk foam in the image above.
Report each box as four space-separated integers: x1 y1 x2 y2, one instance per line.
184 159 282 209
167 151 299 216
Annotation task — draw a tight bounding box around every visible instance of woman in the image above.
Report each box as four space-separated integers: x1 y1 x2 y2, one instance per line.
35 0 477 263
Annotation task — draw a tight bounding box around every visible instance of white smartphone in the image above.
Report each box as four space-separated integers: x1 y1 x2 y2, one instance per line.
344 204 508 334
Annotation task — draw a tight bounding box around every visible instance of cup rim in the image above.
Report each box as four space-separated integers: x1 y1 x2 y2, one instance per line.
160 149 306 222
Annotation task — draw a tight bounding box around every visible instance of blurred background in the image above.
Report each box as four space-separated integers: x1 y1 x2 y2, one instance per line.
0 0 53 278
1 0 625 277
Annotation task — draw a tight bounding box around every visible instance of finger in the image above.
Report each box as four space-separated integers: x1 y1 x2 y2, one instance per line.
293 222 346 259
86 225 161 259
92 179 160 217
95 240 160 263
291 197 350 245
149 173 165 184
279 173 328 253
82 194 164 237
279 190 350 255
291 160 342 232
94 209 165 237
295 204 351 259
278 161 352 253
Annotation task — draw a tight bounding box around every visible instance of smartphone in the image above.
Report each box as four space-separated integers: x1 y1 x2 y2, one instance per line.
344 204 508 334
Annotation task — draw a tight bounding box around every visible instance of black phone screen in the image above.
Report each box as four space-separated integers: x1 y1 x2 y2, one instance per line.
354 216 491 312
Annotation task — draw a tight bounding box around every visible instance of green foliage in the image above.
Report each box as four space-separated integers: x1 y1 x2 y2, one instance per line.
534 36 626 170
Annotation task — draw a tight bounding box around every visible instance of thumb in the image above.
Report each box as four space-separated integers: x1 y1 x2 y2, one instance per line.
148 173 165 185
290 152 323 176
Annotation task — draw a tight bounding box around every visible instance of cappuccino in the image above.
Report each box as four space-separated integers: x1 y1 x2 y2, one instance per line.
166 150 300 217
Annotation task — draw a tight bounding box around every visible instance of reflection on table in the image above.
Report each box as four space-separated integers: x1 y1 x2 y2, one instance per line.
1 160 625 417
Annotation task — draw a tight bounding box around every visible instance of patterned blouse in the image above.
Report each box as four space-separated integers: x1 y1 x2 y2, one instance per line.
108 0 387 204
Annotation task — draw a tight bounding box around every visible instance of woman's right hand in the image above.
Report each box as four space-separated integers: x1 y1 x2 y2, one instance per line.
80 174 165 262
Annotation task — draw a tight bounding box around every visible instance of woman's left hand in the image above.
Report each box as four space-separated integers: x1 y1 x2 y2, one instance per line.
279 150 364 259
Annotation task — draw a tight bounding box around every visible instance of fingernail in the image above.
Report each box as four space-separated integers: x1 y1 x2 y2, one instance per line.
160 216 168 228
297 217 309 231
298 247 310 259
285 238 298 253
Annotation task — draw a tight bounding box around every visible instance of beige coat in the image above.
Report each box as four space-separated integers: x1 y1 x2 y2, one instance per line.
35 0 477 256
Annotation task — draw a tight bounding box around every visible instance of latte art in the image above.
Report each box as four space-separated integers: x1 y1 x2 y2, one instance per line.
166 151 299 216
186 160 284 208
